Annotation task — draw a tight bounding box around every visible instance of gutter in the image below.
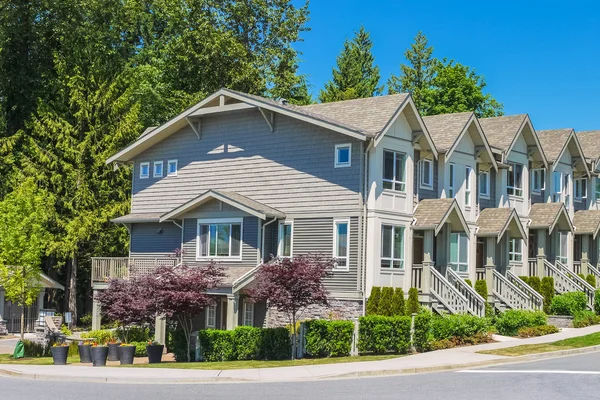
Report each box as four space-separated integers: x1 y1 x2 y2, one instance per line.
361 138 374 316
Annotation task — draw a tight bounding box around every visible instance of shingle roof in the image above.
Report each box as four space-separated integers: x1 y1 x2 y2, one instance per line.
479 114 527 151
529 203 566 229
576 130 600 161
536 129 573 163
422 112 473 152
574 210 600 236
111 213 163 223
476 208 513 236
212 190 285 219
412 198 456 230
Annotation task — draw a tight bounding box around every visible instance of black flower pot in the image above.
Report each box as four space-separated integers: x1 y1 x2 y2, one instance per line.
146 345 164 364
51 346 69 365
107 343 120 361
119 345 135 365
91 346 108 367
78 344 92 363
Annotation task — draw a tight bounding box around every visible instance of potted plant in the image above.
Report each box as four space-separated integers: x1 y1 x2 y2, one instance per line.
90 343 109 367
50 343 69 365
146 340 164 364
107 339 120 362
78 340 92 363
119 343 136 365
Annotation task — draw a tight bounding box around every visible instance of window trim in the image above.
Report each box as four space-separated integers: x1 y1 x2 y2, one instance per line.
557 231 568 264
595 178 600 201
277 221 293 258
465 166 472 207
243 300 254 327
153 161 164 178
448 163 455 198
333 219 350 271
196 218 244 261
334 144 352 168
380 224 405 270
205 305 216 329
479 171 490 199
531 168 545 194
575 177 587 202
508 238 523 262
449 232 469 273
167 159 178 176
139 162 150 179
507 162 524 197
419 159 433 190
382 150 407 193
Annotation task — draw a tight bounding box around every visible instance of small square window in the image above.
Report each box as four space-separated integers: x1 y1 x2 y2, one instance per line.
335 144 351 168
140 162 150 179
168 160 178 176
153 161 163 178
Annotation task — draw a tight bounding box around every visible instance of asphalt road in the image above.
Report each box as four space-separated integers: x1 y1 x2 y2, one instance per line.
2 352 600 400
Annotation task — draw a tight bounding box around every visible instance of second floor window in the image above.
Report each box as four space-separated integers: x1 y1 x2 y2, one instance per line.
596 179 600 200
531 169 545 194
448 163 455 197
465 166 472 206
479 171 490 199
278 222 292 257
509 239 522 262
420 159 433 189
334 220 349 270
507 162 523 197
381 225 405 269
449 232 469 273
575 178 587 201
140 162 150 179
335 144 351 168
153 161 163 178
198 220 242 259
168 160 178 176
383 150 406 192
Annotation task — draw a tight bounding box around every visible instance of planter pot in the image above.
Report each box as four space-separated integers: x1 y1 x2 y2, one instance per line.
119 345 135 365
51 346 69 365
146 345 164 364
91 346 108 367
107 343 120 361
78 344 92 363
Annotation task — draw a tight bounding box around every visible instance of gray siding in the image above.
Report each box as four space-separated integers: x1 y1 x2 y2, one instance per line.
263 221 279 261
181 216 259 267
131 109 363 214
574 197 587 211
477 167 496 210
292 217 360 294
414 150 438 200
130 222 181 257
531 190 545 204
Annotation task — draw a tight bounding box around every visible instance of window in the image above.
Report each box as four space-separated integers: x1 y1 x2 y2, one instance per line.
333 220 349 270
449 233 469 273
153 161 163 178
509 239 522 262
564 173 571 208
531 169 545 194
596 178 600 200
383 150 406 192
420 159 433 189
243 301 254 326
205 305 216 328
381 225 405 269
278 222 293 258
465 166 472 206
140 162 150 179
552 171 562 202
557 232 568 264
479 171 490 199
167 160 178 176
335 144 351 168
575 178 587 201
448 163 455 197
507 162 523 197
198 219 242 259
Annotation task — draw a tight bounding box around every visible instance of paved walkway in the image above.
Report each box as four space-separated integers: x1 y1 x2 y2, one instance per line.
2 325 600 384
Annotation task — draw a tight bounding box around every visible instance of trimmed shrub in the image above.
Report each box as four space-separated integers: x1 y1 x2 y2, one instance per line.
474 280 488 300
495 310 547 336
529 276 542 294
413 310 432 352
391 288 406 316
378 287 394 316
198 330 236 362
407 288 420 315
573 310 600 328
259 327 291 360
519 276 530 286
233 326 261 360
595 288 600 315
578 273 586 280
358 315 411 354
167 327 189 362
429 314 490 342
81 329 115 345
305 320 354 357
550 292 587 316
197 327 290 362
517 325 559 338
366 287 381 315
464 279 472 287
130 341 148 357
541 277 554 314
586 274 596 288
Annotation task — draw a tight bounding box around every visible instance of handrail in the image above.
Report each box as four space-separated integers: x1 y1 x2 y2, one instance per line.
586 263 600 289
507 271 544 310
446 268 486 317
544 260 592 309
91 257 179 283
528 258 537 277
555 261 595 309
493 270 538 311
430 267 471 315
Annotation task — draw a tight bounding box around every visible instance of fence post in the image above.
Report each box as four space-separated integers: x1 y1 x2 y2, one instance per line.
296 322 305 359
410 313 416 353
351 317 359 356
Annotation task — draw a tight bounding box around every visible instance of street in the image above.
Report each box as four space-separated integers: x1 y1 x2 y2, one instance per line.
2 352 600 400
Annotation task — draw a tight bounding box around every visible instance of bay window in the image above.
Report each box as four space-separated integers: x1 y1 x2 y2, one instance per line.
198 219 242 259
381 225 405 269
450 232 469 273
507 162 523 196
383 150 406 192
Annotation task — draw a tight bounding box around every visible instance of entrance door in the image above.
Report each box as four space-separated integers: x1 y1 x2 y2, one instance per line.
528 233 537 259
413 234 424 265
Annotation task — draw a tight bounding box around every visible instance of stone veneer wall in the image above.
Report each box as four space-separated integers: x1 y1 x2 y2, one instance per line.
265 299 363 327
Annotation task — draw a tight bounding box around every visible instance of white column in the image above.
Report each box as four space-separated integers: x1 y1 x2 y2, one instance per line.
92 290 101 330
155 315 166 345
226 294 239 330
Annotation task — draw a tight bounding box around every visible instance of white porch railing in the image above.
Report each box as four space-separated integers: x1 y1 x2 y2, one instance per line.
430 268 470 315
555 261 595 309
506 271 544 311
528 258 537 276
91 257 179 283
446 268 486 317
493 270 538 311
544 260 593 309
588 263 600 289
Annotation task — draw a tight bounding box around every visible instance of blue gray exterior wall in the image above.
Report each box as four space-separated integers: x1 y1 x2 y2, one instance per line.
477 167 496 210
130 222 182 257
414 150 438 200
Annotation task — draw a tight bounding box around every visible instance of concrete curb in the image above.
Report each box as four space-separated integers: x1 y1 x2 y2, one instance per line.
2 346 600 384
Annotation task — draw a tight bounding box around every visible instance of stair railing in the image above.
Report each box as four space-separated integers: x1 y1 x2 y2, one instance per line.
430 267 470 315
445 268 486 317
506 271 544 311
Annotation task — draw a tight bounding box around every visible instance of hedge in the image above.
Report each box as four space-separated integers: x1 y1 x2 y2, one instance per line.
429 314 490 341
528 276 541 294
304 320 354 357
586 274 596 288
550 292 587 316
413 310 432 352
495 310 547 336
573 310 600 328
358 315 411 354
517 325 559 338
366 287 381 315
595 288 600 315
197 327 290 362
407 288 420 315
541 277 554 314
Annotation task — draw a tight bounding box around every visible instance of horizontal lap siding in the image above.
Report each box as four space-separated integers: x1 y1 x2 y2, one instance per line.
574 198 587 211
478 167 496 210
131 109 362 214
414 151 438 200
130 223 181 257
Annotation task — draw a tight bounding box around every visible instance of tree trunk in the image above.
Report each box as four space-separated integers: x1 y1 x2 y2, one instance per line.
67 255 78 325
63 258 71 313
20 303 25 340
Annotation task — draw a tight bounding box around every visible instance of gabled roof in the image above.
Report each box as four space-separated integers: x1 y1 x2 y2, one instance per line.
412 198 469 235
537 128 590 176
160 190 285 222
574 210 600 238
576 130 600 162
529 203 573 233
476 208 527 242
111 213 163 224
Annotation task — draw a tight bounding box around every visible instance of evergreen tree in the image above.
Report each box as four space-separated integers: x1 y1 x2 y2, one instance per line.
586 274 596 288
319 26 381 102
391 288 406 316
378 287 394 316
406 288 420 315
529 276 542 294
366 286 381 315
541 277 554 314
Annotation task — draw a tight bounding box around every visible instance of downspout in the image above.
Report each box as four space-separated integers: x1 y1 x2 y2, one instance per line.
172 220 183 264
261 217 278 263
361 139 374 316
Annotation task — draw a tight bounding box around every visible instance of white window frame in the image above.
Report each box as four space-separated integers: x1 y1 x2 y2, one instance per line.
380 225 405 270
595 178 600 201
153 161 164 178
557 232 568 264
419 159 433 190
449 232 469 273
139 162 150 179
448 163 455 198
507 162 524 197
531 168 545 194
509 238 522 262
205 305 216 329
167 159 178 176
575 178 587 202
197 218 243 261
333 219 350 271
243 300 254 326
383 150 407 192
479 171 490 199
277 221 293 258
465 166 472 207
334 144 352 168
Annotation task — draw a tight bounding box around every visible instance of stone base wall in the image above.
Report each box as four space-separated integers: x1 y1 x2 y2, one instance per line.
548 315 574 328
265 299 363 328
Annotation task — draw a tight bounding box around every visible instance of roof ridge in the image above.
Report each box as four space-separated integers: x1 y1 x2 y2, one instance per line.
299 93 409 108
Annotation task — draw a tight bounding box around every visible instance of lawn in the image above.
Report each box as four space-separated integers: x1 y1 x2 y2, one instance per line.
0 354 400 369
478 332 600 357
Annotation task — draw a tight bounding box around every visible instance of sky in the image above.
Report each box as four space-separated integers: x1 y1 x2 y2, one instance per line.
293 0 600 131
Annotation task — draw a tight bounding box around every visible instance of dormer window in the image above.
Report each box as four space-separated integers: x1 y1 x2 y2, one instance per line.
335 144 351 168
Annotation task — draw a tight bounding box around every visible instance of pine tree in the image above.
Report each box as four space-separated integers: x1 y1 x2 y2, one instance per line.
378 287 394 316
391 288 405 316
541 277 554 314
407 288 420 315
319 26 381 102
529 277 542 294
366 286 381 315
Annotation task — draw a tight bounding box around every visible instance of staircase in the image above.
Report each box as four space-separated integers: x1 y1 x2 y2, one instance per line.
492 270 541 311
506 271 544 310
586 263 600 289
554 261 595 309
429 267 485 317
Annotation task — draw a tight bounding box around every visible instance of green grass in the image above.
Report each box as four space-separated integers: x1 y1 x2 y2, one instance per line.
478 332 600 357
0 354 81 365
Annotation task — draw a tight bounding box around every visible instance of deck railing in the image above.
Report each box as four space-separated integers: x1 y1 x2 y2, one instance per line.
430 267 471 315
446 268 486 317
573 261 582 275
91 257 179 283
411 264 423 291
506 271 544 310
528 258 537 276
475 268 485 281
555 261 595 309
493 270 538 311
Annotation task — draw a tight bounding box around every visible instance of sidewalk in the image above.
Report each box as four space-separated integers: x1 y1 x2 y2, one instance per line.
2 325 600 384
